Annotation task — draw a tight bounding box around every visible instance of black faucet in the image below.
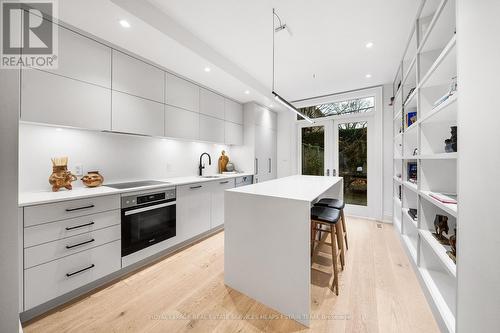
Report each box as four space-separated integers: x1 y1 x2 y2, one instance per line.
199 152 212 176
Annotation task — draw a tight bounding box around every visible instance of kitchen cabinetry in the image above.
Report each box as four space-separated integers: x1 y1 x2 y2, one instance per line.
225 121 243 145
199 114 225 143
22 195 121 310
21 69 111 131
209 179 235 228
176 183 212 241
165 105 199 140
166 74 199 112
111 91 164 136
200 88 225 119
47 23 112 88
112 50 164 103
224 99 243 124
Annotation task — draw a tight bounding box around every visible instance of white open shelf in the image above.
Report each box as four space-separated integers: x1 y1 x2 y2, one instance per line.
420 229 456 277
420 190 457 218
393 1 458 332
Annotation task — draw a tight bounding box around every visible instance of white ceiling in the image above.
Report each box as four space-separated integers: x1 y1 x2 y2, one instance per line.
58 0 418 108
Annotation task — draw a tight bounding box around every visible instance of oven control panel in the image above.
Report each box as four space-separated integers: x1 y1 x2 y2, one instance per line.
121 188 176 208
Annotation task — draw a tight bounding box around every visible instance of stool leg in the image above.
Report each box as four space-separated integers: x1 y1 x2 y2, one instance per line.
311 221 316 257
329 224 339 296
335 222 345 270
341 209 348 250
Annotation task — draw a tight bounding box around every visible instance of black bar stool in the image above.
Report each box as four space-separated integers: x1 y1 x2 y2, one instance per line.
311 206 342 295
315 198 348 251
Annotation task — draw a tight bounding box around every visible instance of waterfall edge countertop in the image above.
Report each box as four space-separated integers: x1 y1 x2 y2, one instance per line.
227 175 343 202
224 175 344 327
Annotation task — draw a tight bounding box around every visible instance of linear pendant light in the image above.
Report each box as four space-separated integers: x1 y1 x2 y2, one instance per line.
272 91 314 123
272 8 314 124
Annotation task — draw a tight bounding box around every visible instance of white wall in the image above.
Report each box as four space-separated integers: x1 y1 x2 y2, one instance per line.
0 69 20 332
382 84 394 222
19 123 232 192
456 1 500 332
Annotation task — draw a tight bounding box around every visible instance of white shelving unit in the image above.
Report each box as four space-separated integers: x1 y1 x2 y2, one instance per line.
392 1 458 332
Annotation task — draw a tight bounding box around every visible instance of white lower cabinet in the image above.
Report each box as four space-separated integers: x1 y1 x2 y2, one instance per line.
209 179 235 228
24 240 121 309
176 183 212 242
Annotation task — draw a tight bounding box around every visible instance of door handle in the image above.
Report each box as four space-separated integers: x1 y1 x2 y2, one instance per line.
65 221 95 231
255 158 258 175
219 181 229 184
65 204 95 212
332 169 337 176
66 264 95 277
189 185 202 190
66 238 95 249
268 158 271 173
326 169 330 176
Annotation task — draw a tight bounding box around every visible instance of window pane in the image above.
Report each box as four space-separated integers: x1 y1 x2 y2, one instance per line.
338 122 367 206
298 97 374 120
301 126 324 176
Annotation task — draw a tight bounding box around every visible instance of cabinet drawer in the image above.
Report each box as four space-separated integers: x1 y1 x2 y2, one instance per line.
25 224 120 269
24 240 121 310
24 195 120 227
24 209 120 248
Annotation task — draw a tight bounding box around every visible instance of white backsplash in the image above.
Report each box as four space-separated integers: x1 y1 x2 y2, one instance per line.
19 123 235 192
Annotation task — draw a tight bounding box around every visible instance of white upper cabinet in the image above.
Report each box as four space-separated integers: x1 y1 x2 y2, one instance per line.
165 105 199 140
224 99 243 124
199 114 224 143
21 69 111 131
112 91 164 136
166 74 199 112
200 88 225 119
225 122 243 145
112 50 164 103
46 24 111 88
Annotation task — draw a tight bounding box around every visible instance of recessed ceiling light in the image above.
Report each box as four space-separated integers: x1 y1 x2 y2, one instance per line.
204 67 211 72
366 42 374 48
244 90 250 95
269 104 274 108
365 74 372 78
119 20 130 28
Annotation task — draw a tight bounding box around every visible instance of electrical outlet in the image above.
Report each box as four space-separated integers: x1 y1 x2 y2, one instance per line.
74 164 83 176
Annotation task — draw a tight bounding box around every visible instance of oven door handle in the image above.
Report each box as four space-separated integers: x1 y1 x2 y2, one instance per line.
124 201 176 216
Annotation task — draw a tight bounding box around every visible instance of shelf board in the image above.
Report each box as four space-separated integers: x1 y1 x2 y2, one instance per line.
417 0 451 54
418 152 457 159
419 35 457 89
393 108 403 121
419 229 457 278
419 93 457 125
404 122 418 133
402 234 417 262
403 89 417 109
419 268 456 333
420 190 457 218
402 56 417 85
403 208 418 229
402 156 418 160
393 176 402 184
403 181 418 193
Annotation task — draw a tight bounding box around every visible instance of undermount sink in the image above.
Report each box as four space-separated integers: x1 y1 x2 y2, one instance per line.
200 175 222 178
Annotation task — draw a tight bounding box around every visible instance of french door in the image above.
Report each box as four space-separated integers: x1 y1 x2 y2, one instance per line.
299 115 374 217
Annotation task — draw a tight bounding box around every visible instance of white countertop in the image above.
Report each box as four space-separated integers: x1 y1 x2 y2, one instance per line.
227 175 342 202
19 173 253 207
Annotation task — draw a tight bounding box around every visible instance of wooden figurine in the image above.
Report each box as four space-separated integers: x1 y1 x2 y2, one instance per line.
218 150 229 173
447 228 457 263
81 171 104 188
433 214 449 242
49 157 77 192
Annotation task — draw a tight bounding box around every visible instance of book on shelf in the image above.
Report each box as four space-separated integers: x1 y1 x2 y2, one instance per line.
429 192 458 204
407 162 417 182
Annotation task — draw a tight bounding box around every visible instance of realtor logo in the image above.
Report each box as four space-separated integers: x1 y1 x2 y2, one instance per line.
1 0 58 68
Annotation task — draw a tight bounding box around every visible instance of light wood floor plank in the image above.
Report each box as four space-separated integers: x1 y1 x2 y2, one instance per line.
24 218 439 333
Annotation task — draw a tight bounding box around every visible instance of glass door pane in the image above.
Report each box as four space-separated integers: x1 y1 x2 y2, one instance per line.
338 121 368 206
301 126 325 176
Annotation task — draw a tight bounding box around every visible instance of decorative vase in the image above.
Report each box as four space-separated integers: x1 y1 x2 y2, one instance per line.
49 165 77 192
81 171 104 188
226 162 235 172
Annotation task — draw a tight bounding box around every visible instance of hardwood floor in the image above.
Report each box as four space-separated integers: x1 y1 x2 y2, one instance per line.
24 217 439 333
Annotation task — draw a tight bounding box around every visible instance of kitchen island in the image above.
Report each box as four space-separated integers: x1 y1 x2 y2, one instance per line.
224 175 343 326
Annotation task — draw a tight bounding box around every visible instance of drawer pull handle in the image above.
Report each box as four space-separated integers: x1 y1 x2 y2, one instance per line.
66 264 95 277
65 222 95 231
66 238 95 249
219 181 229 184
65 204 95 212
190 185 202 189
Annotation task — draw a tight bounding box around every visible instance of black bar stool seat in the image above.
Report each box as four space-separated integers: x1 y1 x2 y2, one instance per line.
315 198 345 210
311 206 340 224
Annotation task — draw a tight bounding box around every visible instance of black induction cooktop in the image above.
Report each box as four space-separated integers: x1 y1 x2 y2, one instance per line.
105 180 170 189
